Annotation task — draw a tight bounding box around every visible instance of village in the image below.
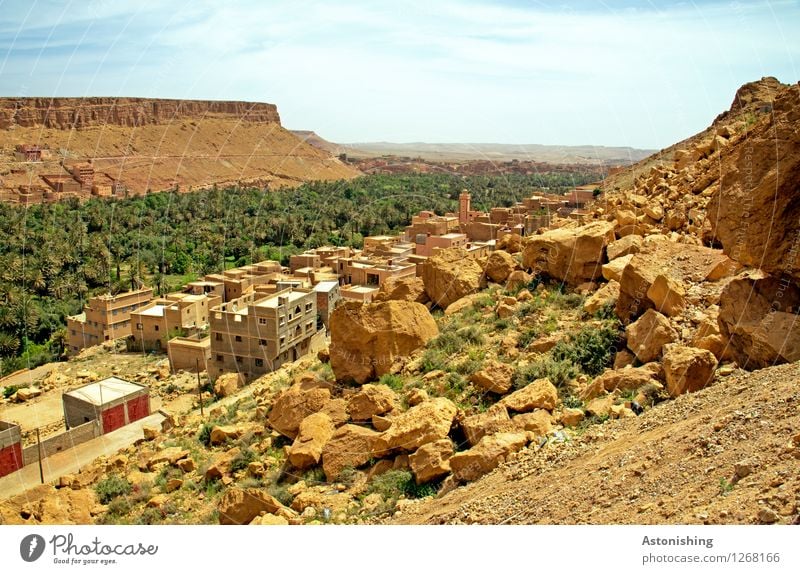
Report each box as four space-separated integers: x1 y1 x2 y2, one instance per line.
0 184 599 485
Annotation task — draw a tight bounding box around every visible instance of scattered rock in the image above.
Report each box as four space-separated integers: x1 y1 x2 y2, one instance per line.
213 372 244 398
376 397 458 453
268 386 331 439
347 384 399 421
374 276 430 304
512 410 553 436
421 247 486 309
450 432 531 482
470 360 514 394
288 412 335 470
321 424 383 481
461 404 515 446
625 309 676 363
408 439 454 484
406 388 428 407
602 254 633 282
485 250 516 283
583 280 620 315
501 378 558 412
559 408 585 427
218 488 295 525
662 345 718 397
330 300 439 384
646 274 686 317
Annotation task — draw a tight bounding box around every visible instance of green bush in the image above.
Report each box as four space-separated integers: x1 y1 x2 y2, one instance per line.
514 358 577 389
421 348 448 373
197 422 214 447
95 475 132 504
229 447 256 473
378 373 404 391
366 470 414 501
551 321 620 377
456 325 485 346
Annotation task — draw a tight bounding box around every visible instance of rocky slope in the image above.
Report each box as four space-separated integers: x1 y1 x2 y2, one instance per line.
0 97 359 196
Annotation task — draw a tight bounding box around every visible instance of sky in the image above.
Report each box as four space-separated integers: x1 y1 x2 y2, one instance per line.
0 0 798 149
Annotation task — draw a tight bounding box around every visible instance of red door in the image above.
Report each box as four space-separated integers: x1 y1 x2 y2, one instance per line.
102 404 126 433
126 395 150 423
0 443 23 477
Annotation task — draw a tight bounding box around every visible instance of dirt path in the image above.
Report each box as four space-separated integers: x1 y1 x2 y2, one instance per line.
392 363 800 525
0 412 165 501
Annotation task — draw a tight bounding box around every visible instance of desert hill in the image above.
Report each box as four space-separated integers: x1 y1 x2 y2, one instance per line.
0 97 359 199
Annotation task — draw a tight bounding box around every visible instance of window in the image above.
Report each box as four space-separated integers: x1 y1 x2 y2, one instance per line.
215 333 222 341
305 303 313 312
235 335 242 342
279 336 285 346
136 323 143 330
259 339 267 346
234 315 242 323
294 305 302 316
216 355 223 362
236 356 243 363
279 317 285 327
259 318 266 325
255 358 264 367
154 325 159 331
112 309 118 316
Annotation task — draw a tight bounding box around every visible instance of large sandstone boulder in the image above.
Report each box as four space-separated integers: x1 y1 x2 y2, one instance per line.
662 345 718 397
218 488 295 525
625 309 676 363
374 276 429 304
500 378 558 412
321 424 383 481
268 387 331 438
606 235 643 260
602 254 633 282
421 247 486 309
288 412 335 469
580 367 655 400
330 300 438 384
408 439 454 484
583 280 620 315
522 221 616 286
496 233 523 254
512 410 553 436
449 432 530 482
718 270 800 369
707 84 800 282
460 404 515 446
375 397 457 453
484 250 516 283
469 360 515 394
647 274 686 317
213 372 244 398
347 384 399 421
506 270 532 291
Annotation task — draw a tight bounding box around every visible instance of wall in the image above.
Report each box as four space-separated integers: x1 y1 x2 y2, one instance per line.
21 420 101 466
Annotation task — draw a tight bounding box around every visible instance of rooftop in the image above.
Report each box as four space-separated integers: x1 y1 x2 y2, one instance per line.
137 304 165 317
64 377 147 406
255 289 309 309
313 281 339 293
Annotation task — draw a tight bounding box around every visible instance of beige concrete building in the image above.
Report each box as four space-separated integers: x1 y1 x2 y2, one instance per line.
168 335 211 373
336 256 416 287
67 288 154 353
313 280 341 330
209 287 318 381
129 292 220 352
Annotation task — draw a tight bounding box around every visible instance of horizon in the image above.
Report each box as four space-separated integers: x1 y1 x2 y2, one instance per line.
1 0 798 149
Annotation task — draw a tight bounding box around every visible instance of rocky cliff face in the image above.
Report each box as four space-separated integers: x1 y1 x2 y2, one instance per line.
0 97 281 130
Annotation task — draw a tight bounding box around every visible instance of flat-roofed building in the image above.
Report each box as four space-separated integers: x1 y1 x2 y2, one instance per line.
313 280 341 330
67 288 153 353
130 292 219 352
209 287 318 381
336 256 416 287
62 377 150 433
413 232 468 257
168 334 211 373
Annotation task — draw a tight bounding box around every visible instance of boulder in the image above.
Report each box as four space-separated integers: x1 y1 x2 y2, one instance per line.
625 309 676 363
374 276 429 304
583 280 620 315
375 397 457 453
522 221 616 286
146 447 190 470
406 388 428 407
450 432 530 482
707 84 800 282
15 387 42 401
470 361 515 394
443 293 486 316
213 372 244 398
319 398 350 427
580 367 654 400
204 448 241 481
251 513 289 525
500 378 558 412
485 250 516 283
330 300 438 384
268 387 331 439
506 270 532 291
718 270 800 369
512 410 553 436
321 424 383 481
606 235 642 260
559 408 585 427
647 274 686 317
602 254 633 282
421 247 486 309
662 345 718 397
643 203 664 221
218 488 295 525
347 384 399 421
496 233 523 254
408 439 454 484
585 395 614 418
210 425 246 446
460 404 515 446
288 412 335 470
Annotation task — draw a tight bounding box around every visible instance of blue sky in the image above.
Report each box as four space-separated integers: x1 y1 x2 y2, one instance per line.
0 0 798 148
